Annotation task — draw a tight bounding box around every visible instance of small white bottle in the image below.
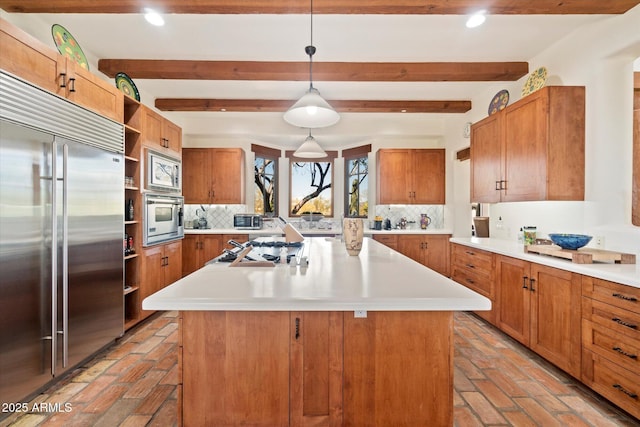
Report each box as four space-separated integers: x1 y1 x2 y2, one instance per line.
517 227 524 244
280 247 288 264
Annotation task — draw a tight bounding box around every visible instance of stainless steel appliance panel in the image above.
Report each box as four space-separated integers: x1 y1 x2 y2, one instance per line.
143 193 184 246
0 123 56 403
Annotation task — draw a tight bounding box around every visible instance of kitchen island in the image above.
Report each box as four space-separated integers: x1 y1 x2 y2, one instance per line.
143 237 489 426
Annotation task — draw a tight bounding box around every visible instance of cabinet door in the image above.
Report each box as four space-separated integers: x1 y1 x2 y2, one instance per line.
343 311 453 426
0 19 66 96
396 235 424 264
377 150 411 204
65 61 124 122
530 264 582 378
496 255 531 346
470 114 502 203
412 149 445 204
182 235 201 277
142 107 164 149
163 118 182 154
182 148 213 204
290 312 343 426
139 245 165 318
502 92 548 201
423 235 450 276
210 149 245 204
163 241 183 286
182 311 290 427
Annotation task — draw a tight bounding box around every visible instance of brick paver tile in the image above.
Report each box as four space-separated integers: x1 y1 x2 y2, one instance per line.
118 360 154 383
70 375 118 403
133 384 174 415
453 406 483 427
82 384 128 414
559 395 623 427
473 379 516 409
514 397 563 427
461 391 507 424
123 370 166 399
119 414 153 427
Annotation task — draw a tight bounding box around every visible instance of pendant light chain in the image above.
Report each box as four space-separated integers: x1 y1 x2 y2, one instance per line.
306 0 315 90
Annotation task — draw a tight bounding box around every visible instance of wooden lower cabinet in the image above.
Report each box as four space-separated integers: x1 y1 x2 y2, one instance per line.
395 234 451 276
139 241 182 319
582 276 640 418
450 244 496 324
182 233 248 276
179 310 453 427
495 255 582 378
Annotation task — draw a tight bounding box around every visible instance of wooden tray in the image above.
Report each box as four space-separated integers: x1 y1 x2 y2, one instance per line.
524 245 636 264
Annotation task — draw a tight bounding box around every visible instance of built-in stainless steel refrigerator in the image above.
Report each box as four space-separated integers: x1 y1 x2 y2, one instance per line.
0 71 124 408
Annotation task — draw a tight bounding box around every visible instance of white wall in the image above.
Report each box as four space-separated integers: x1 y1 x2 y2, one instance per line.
447 5 640 254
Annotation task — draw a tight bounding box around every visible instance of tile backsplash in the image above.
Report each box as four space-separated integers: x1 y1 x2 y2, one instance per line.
185 204 444 231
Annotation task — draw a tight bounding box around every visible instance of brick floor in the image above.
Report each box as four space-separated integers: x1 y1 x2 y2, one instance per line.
1 311 638 427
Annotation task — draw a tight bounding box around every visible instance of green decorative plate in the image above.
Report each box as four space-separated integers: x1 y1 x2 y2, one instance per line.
51 24 89 70
115 72 141 101
521 66 547 97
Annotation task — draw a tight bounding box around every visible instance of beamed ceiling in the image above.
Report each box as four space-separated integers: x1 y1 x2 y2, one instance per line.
0 0 638 146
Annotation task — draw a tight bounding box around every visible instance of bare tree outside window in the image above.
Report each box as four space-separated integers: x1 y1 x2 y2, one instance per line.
290 160 333 216
254 155 277 216
345 157 368 217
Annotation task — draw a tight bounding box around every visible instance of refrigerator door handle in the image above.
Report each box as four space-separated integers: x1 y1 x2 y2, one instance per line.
60 144 69 368
50 141 58 376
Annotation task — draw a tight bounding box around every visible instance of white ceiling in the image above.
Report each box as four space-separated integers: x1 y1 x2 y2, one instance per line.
1 11 611 148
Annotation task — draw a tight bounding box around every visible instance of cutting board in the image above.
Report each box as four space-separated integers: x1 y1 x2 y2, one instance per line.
524 245 636 264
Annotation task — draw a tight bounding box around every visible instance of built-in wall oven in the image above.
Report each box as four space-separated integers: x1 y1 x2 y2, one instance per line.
143 193 184 246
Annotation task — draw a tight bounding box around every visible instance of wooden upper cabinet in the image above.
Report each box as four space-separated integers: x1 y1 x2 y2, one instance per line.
377 148 445 204
0 18 123 122
183 148 245 205
142 106 182 156
471 86 585 203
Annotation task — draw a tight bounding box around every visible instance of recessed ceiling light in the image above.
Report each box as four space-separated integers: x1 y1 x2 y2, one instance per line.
144 8 165 26
466 10 486 28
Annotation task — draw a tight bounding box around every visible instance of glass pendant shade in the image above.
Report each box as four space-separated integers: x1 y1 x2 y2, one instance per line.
284 87 340 128
293 133 327 158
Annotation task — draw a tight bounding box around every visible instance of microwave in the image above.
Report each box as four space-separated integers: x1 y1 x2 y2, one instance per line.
234 214 263 230
146 150 181 193
143 193 184 246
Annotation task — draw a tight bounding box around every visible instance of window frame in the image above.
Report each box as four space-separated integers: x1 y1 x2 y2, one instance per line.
343 144 371 218
286 150 337 218
252 144 281 217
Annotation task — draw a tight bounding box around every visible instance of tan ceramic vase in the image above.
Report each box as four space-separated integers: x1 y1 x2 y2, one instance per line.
343 218 364 256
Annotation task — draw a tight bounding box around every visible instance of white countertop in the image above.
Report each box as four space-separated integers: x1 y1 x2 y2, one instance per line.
185 228 452 236
143 237 489 312
450 237 639 289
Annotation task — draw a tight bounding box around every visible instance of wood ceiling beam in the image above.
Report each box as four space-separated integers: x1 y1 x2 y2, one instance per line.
154 99 472 113
0 0 638 14
99 60 529 82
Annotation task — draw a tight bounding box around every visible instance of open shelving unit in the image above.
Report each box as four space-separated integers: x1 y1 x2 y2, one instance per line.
123 94 144 330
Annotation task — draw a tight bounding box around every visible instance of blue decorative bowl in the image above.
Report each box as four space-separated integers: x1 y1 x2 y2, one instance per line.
548 234 592 250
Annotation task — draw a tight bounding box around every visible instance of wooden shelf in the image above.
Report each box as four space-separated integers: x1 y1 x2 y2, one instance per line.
125 123 141 135
124 220 139 225
124 253 139 260
124 185 139 191
124 155 139 162
124 285 139 295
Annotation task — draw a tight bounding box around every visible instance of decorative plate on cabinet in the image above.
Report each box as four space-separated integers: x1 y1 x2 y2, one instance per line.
51 24 89 70
115 72 141 101
521 66 547 97
488 90 509 115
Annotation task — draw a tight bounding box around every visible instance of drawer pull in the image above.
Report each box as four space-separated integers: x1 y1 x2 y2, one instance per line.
295 317 300 340
612 317 638 330
612 293 638 303
613 384 638 399
612 347 638 360
465 278 475 285
522 276 529 289
465 263 476 269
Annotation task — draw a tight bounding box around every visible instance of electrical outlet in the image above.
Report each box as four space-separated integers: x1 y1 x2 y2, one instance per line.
594 236 605 249
354 310 367 318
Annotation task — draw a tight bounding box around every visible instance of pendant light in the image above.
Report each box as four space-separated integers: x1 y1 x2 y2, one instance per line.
284 0 340 129
293 130 327 158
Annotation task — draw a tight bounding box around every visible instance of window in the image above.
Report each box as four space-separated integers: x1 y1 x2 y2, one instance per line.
286 151 337 217
252 144 280 216
343 145 371 218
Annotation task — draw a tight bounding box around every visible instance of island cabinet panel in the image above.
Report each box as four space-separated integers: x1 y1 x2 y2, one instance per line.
582 276 640 418
471 86 585 203
290 312 344 426
343 311 453 427
183 148 245 204
450 243 496 324
182 233 248 276
376 149 445 204
181 311 290 427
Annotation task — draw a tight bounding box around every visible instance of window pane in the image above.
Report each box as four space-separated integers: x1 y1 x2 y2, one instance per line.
254 156 277 216
290 161 333 216
345 157 368 217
